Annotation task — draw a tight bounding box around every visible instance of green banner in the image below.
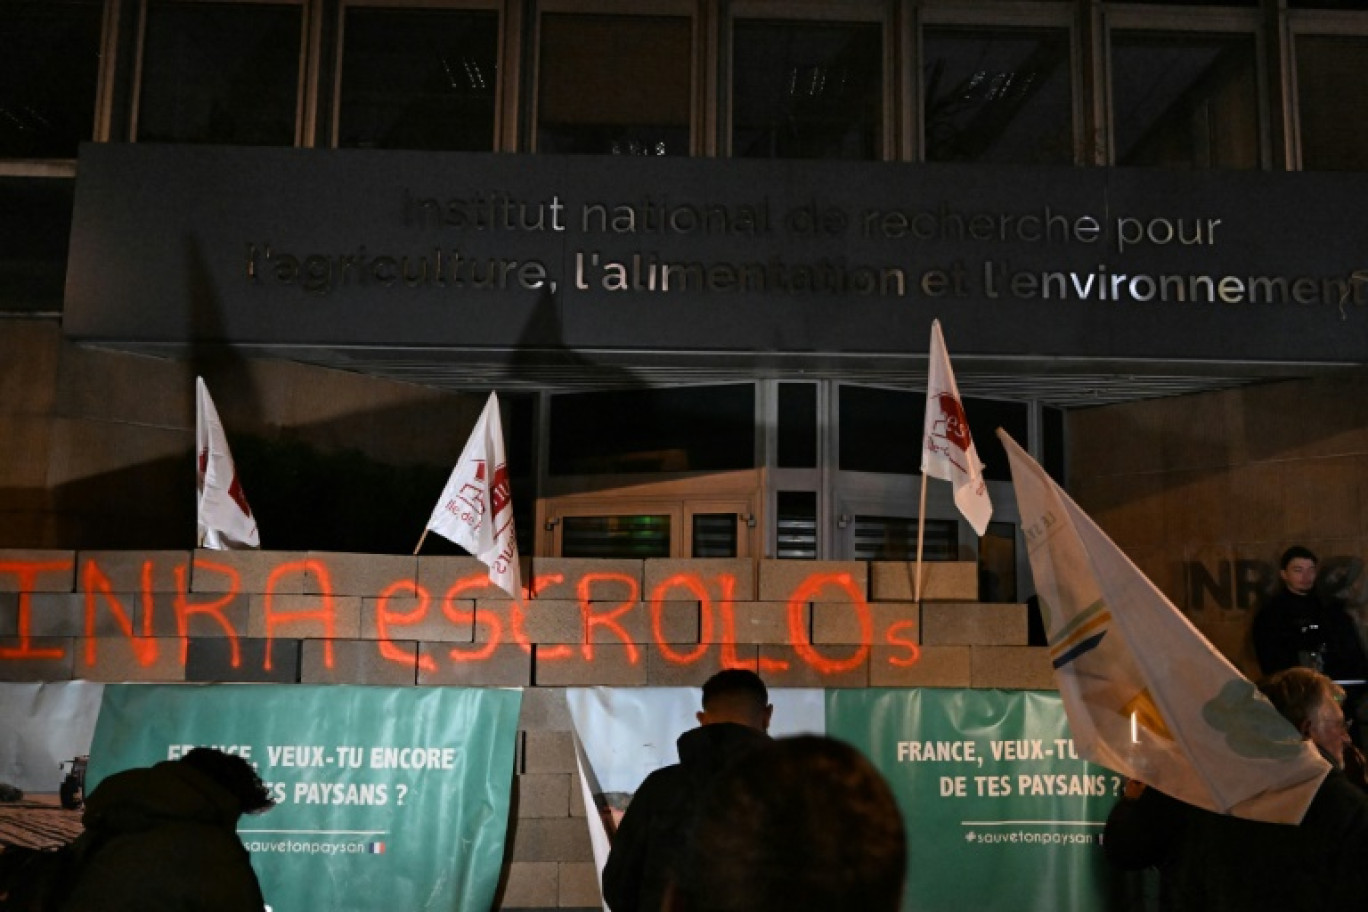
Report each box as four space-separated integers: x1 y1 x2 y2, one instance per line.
87 684 522 912
827 689 1127 912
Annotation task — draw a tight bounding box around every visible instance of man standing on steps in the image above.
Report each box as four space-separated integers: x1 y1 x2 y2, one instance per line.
601 669 772 912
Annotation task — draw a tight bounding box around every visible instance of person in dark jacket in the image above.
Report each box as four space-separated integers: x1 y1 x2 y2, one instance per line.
669 735 907 912
59 747 275 912
1104 668 1368 911
1252 545 1368 682
601 669 772 912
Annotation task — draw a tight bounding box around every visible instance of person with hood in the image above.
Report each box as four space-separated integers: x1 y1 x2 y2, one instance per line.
602 669 772 912
59 747 275 912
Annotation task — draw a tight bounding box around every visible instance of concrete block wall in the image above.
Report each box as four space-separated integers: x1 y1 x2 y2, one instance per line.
0 548 1051 910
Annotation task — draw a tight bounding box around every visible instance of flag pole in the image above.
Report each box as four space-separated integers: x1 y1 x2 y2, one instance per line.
413 529 429 556
914 471 928 603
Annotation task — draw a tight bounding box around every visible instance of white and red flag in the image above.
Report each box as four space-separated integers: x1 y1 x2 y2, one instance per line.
921 320 992 536
1000 429 1328 823
196 377 259 550
426 392 522 599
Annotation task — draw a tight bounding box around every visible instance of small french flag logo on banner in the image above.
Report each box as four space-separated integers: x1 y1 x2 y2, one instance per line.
367 842 386 854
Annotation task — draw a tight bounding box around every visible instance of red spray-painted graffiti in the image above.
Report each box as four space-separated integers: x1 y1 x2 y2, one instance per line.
0 557 924 675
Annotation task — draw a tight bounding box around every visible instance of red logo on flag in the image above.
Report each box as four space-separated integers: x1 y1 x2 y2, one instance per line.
932 393 972 452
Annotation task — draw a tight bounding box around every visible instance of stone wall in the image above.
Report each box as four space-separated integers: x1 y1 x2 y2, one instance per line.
1069 366 1368 680
0 548 1049 910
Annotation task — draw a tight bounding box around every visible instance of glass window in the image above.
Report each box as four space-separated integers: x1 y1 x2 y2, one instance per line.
777 382 818 468
0 177 76 312
839 385 919 474
776 491 817 559
1043 405 1065 484
0 0 103 158
137 1 303 145
731 19 883 160
337 7 497 151
854 515 955 562
963 397 1026 483
549 385 755 475
563 515 671 558
979 521 1017 602
1111 31 1258 169
923 26 1073 165
692 513 739 558
1296 36 1368 172
537 14 691 155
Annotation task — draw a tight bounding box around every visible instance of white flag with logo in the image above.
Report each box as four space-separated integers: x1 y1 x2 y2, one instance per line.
426 392 522 599
922 320 992 536
196 377 259 550
999 429 1328 823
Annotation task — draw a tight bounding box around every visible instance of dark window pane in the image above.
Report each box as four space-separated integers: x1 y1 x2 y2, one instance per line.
537 14 690 155
732 19 882 160
1290 0 1368 7
1296 36 1368 172
692 514 739 558
0 177 75 312
338 8 496 151
137 1 302 145
923 27 1073 164
839 386 919 474
563 515 671 558
776 491 817 559
980 521 1017 602
962 397 1026 483
777 382 818 468
1043 405 1064 485
0 0 102 157
854 516 955 562
549 385 755 475
1112 31 1257 169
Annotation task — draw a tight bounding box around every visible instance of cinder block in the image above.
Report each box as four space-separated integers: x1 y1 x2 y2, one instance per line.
500 861 559 908
644 558 757 601
414 555 495 599
301 639 417 685
519 687 572 731
247 593 362 639
517 773 571 818
757 560 868 602
706 601 798 645
75 637 187 682
23 593 127 637
0 637 75 680
869 645 972 687
648 600 701 645
509 817 593 862
922 602 1028 646
646 644 759 686
559 861 603 907
523 731 576 775
527 559 643 602
359 595 473 643
870 561 978 601
971 646 1056 689
757 645 869 688
76 551 193 594
191 550 309 594
143 591 251 638
417 642 530 687
534 643 646 687
185 637 300 683
569 775 587 818
0 551 76 592
479 599 583 644
813 602 919 645
304 552 418 597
